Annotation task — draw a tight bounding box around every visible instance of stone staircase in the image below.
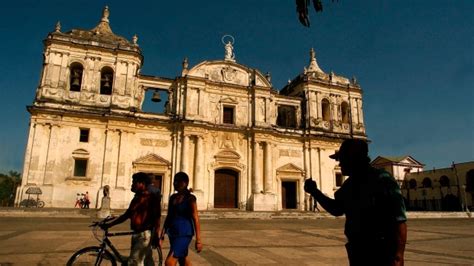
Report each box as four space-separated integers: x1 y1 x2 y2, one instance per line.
0 207 334 219
0 207 471 219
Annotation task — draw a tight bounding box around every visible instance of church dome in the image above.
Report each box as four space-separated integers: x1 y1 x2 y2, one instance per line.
47 6 140 53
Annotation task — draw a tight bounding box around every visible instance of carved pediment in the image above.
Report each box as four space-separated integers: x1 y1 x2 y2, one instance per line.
215 150 241 161
133 154 170 166
276 163 304 174
186 60 272 87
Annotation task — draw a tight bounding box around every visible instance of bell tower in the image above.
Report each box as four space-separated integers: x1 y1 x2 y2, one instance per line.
36 6 144 110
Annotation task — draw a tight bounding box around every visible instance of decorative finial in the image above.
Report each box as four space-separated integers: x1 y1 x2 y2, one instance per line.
329 71 334 81
351 76 357 85
288 79 291 84
222 35 235 62
55 21 61 32
182 57 189 76
306 47 323 73
182 57 189 70
101 6 110 23
132 34 138 45
265 72 272 83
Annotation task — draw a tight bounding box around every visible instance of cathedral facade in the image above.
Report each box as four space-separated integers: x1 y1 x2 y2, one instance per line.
16 7 367 210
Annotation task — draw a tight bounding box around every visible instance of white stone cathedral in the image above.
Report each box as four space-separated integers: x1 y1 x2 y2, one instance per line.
16 7 367 211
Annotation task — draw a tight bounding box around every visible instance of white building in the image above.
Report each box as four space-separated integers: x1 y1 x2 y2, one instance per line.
371 156 425 187
372 156 474 212
16 7 367 210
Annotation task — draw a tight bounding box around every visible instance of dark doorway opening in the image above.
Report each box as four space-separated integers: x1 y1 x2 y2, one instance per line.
149 174 162 193
282 181 297 209
214 169 238 208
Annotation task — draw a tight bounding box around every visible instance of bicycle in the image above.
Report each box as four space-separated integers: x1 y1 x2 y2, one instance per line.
67 217 163 266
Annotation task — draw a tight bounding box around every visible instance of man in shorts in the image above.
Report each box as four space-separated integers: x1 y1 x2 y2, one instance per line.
101 172 160 266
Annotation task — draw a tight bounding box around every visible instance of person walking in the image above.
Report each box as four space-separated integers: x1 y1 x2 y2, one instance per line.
83 191 90 209
147 174 163 263
101 172 161 266
304 139 407 266
161 172 202 266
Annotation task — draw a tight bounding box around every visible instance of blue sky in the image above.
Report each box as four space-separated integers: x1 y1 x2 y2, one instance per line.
0 0 472 172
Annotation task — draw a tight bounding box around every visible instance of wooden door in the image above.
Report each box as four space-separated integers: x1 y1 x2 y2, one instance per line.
214 169 238 208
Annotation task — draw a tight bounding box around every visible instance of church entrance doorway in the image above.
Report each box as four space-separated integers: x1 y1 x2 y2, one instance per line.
214 169 238 208
282 181 297 209
150 174 162 191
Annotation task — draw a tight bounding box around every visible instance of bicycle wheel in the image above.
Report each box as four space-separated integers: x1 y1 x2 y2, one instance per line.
67 246 117 266
37 201 45 208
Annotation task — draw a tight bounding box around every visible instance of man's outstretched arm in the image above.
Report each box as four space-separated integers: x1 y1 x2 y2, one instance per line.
304 179 344 216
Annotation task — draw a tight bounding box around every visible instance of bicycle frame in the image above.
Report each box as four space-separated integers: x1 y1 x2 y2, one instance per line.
98 230 133 264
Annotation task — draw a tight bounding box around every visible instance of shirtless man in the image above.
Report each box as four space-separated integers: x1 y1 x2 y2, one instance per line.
101 172 160 266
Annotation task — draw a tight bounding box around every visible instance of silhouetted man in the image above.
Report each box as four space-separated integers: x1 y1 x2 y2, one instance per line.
304 139 407 265
101 172 160 266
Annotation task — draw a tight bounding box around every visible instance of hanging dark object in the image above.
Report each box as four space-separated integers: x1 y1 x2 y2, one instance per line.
313 0 323 12
296 0 339 27
296 0 310 27
151 90 161 102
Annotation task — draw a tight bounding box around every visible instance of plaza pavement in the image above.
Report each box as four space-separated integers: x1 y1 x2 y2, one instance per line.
0 210 473 265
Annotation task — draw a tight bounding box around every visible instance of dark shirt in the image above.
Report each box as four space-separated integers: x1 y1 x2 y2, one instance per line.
335 167 407 242
165 192 196 237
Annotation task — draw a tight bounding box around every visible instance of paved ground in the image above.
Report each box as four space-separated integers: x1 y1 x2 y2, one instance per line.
0 217 473 265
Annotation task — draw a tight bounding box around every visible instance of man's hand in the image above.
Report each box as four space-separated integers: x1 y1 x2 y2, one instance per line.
304 178 318 194
99 223 109 230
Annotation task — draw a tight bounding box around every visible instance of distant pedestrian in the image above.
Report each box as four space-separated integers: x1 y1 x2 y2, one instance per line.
83 191 90 209
304 139 407 265
161 172 202 266
74 193 82 208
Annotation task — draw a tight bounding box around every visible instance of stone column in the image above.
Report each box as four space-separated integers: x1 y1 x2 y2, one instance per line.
304 143 311 211
264 142 273 193
193 136 204 191
252 141 261 193
181 134 189 173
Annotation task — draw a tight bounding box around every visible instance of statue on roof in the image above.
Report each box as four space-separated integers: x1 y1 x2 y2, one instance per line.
222 35 236 62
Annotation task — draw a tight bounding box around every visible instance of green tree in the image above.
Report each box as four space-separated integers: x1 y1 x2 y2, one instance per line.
0 171 21 206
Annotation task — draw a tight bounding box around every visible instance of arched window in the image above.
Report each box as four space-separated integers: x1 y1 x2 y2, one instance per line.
321 98 330 122
439 175 450 187
409 179 417 189
341 101 349 123
69 62 83 92
100 67 114 95
422 177 432 188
